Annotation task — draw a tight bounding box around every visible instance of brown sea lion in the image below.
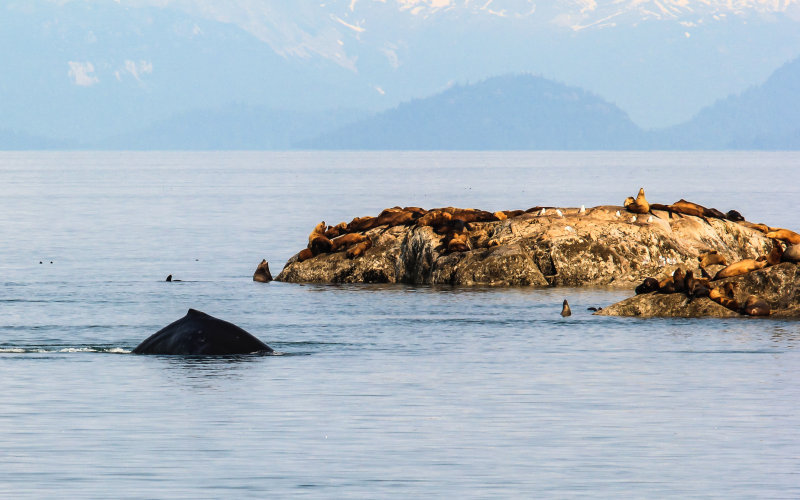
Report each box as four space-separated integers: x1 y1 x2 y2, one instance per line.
635 277 660 294
738 221 770 233
713 259 767 280
253 259 273 282
330 233 368 252
726 210 745 222
308 222 333 256
657 276 677 294
672 268 686 293
449 208 499 224
416 210 452 228
346 238 372 259
297 248 314 262
742 295 770 316
624 188 650 214
373 207 419 228
561 299 572 317
503 210 525 218
709 288 739 312
698 251 727 268
347 216 378 233
684 270 695 295
447 232 470 253
765 242 784 266
765 229 800 245
783 244 800 263
324 222 348 239
669 199 707 218
493 211 508 221
690 285 710 299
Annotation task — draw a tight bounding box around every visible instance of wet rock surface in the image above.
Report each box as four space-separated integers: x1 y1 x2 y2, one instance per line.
275 205 773 287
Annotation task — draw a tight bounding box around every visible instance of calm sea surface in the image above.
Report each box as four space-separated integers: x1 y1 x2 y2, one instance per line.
1 151 799 498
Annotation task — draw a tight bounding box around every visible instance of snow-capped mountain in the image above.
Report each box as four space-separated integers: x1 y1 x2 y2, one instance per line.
2 0 799 145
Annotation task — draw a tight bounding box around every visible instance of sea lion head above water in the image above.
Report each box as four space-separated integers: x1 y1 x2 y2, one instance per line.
561 299 572 317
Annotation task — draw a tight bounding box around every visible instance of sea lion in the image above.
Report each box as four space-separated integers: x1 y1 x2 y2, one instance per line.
713 259 767 280
446 231 470 253
253 259 273 282
503 210 525 219
347 216 378 233
672 268 686 293
635 277 660 294
493 211 508 221
561 299 572 317
308 221 333 255
726 210 745 222
669 199 707 219
297 248 314 262
738 221 770 233
709 288 739 312
683 270 695 295
698 251 727 268
765 229 800 245
765 242 784 266
624 188 650 214
373 207 420 228
742 296 770 317
324 222 348 239
416 210 452 228
330 233 368 252
783 244 800 263
133 309 273 355
657 276 677 294
689 285 710 299
346 238 372 259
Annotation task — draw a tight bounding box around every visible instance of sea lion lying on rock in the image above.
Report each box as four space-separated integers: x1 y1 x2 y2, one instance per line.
766 229 800 245
742 295 770 316
698 250 727 268
714 259 768 280
330 233 368 252
624 188 650 214
133 309 273 355
783 244 800 263
346 238 372 259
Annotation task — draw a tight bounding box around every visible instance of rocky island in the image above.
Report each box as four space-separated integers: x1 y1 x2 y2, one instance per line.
269 191 800 318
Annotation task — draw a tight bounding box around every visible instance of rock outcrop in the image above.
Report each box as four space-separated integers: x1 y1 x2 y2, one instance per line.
597 262 800 318
276 205 773 287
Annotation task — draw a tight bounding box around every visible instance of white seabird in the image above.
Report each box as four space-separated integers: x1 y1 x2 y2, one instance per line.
556 209 563 217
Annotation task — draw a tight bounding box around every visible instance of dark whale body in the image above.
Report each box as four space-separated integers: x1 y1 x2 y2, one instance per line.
133 309 273 355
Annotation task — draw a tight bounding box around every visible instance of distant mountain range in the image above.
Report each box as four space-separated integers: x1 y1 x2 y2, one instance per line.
1 1 799 150
301 56 800 150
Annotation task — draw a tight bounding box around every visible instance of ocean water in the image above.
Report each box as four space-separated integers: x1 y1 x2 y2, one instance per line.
1 151 799 498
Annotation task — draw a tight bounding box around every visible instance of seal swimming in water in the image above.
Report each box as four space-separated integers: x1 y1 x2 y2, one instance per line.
561 299 572 317
253 259 273 282
133 309 273 355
